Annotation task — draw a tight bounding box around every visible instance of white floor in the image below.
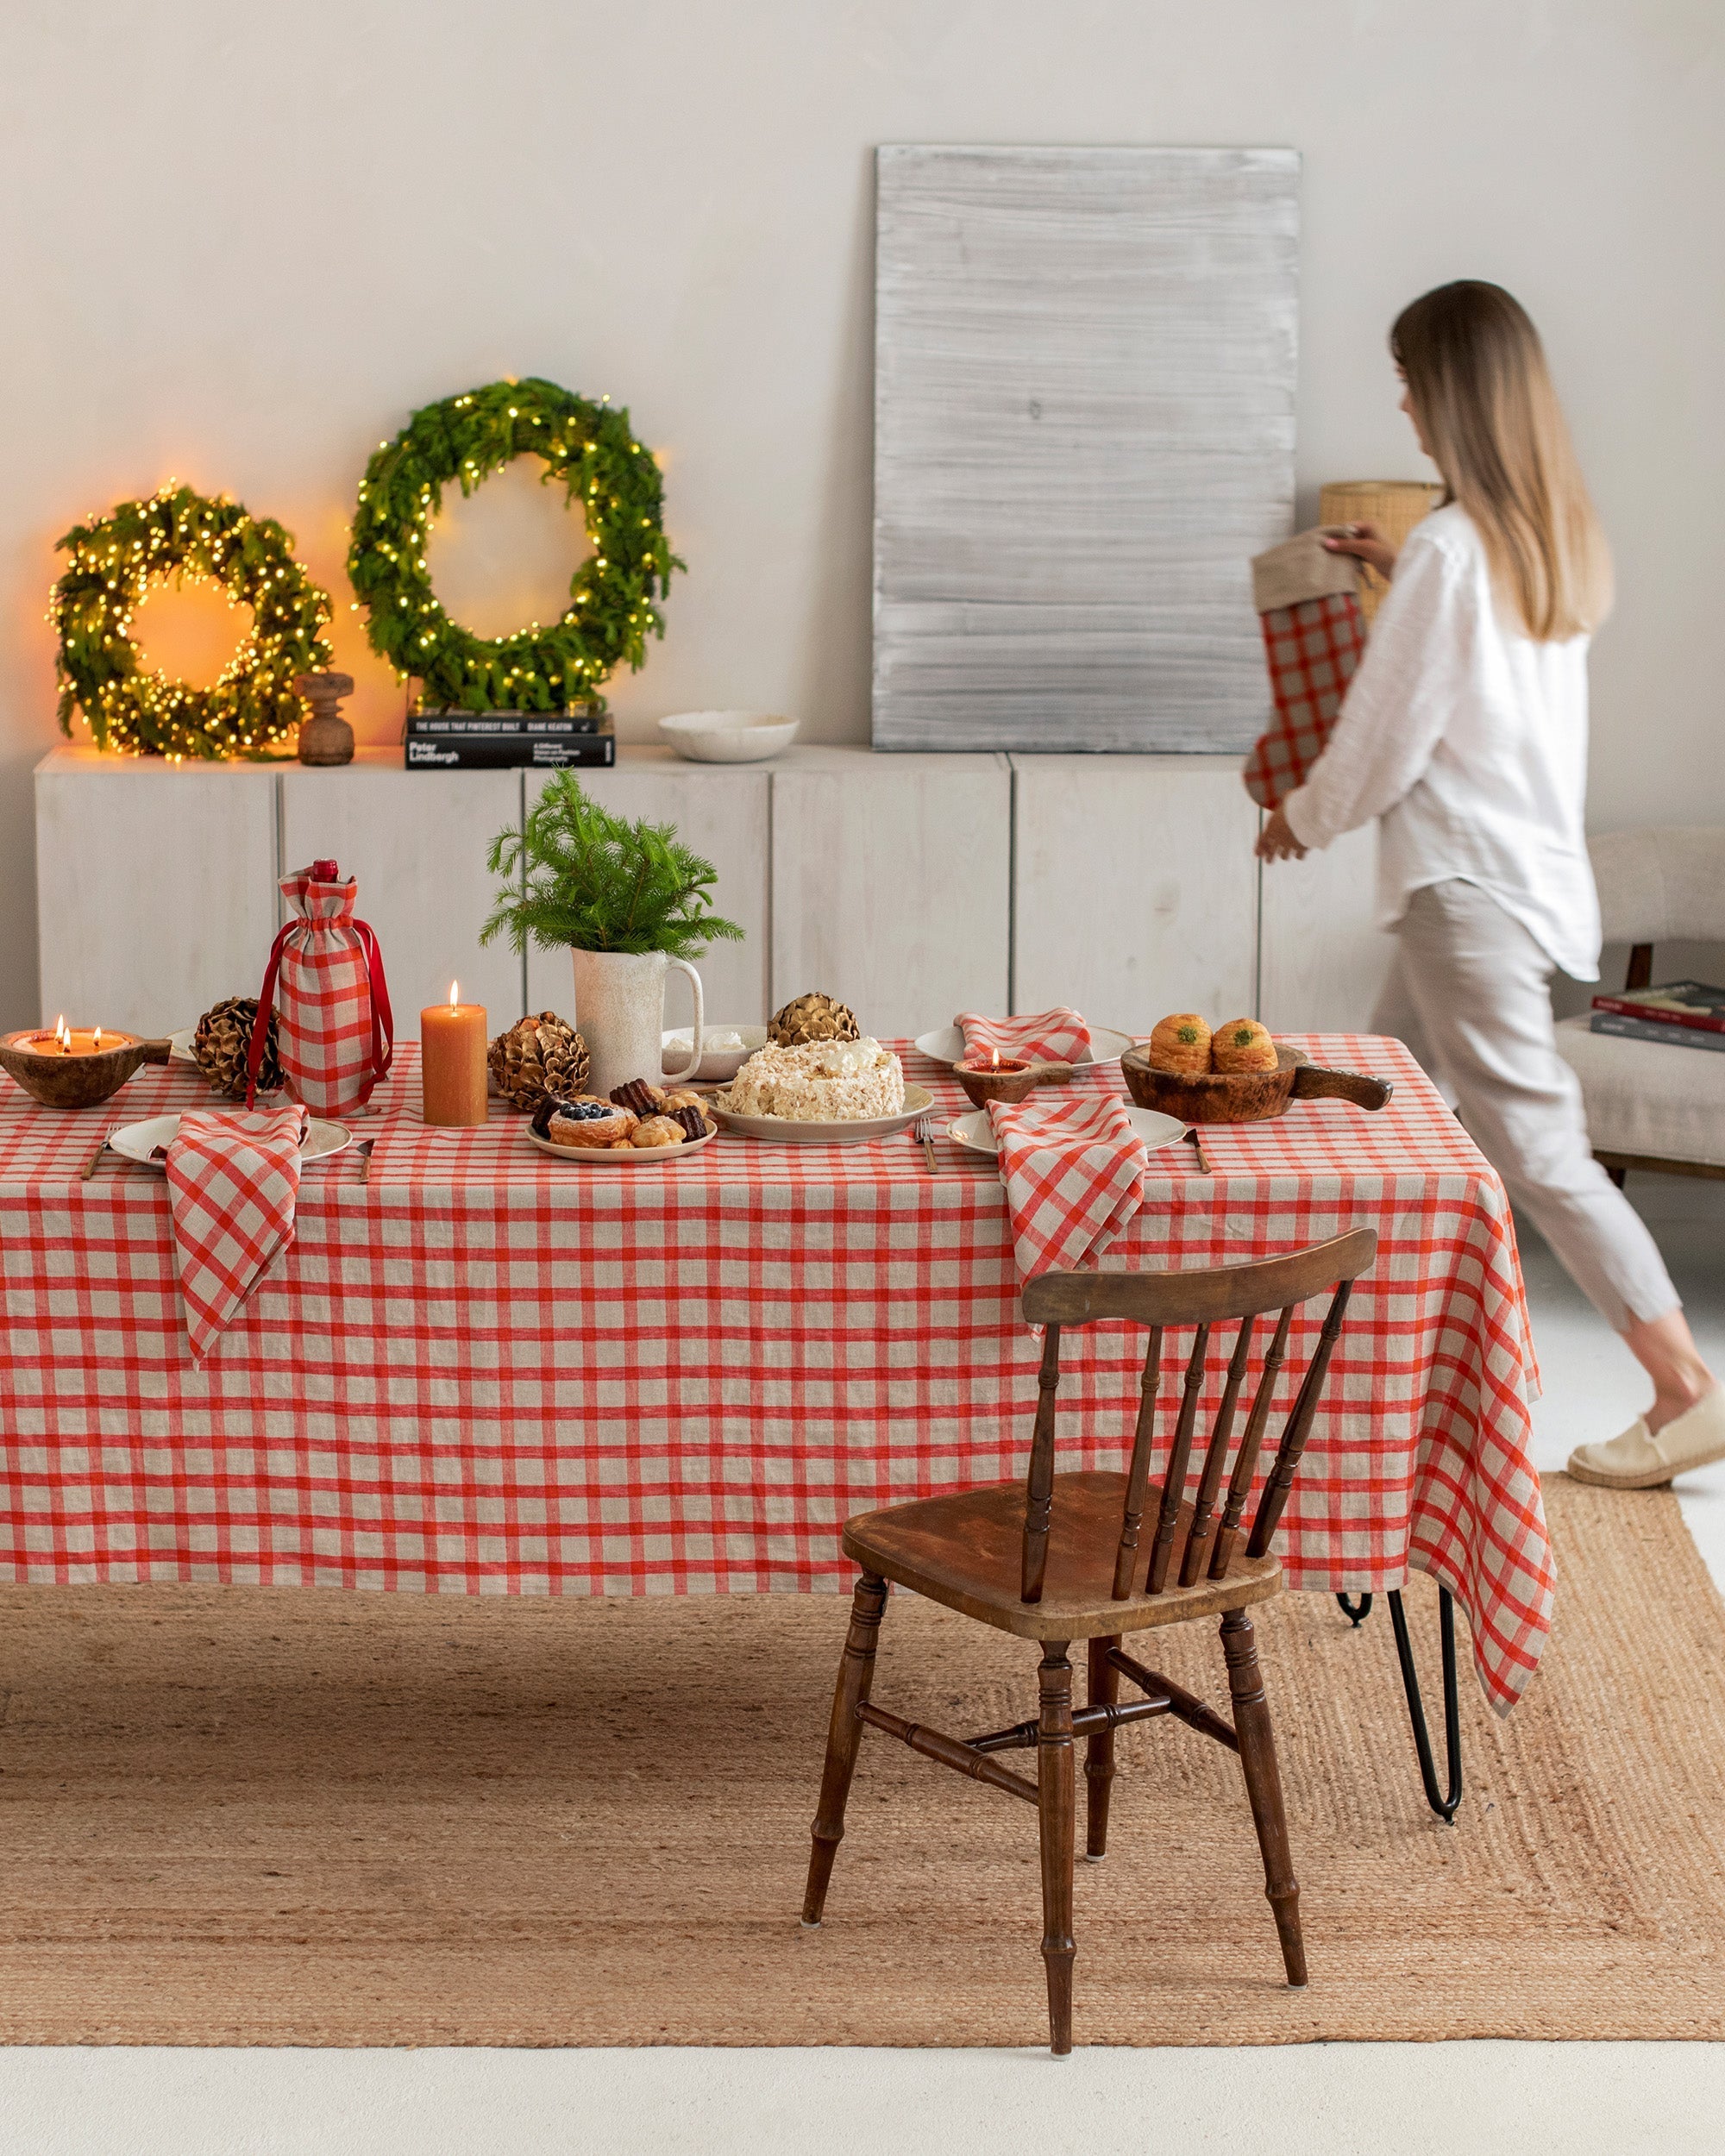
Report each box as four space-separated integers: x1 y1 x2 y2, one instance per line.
4 1176 1724 2156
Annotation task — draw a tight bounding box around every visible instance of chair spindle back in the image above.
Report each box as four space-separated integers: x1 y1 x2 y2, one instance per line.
1017 1229 1377 1602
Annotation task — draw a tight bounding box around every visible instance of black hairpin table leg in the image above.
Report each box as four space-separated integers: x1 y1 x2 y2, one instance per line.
1335 1588 1463 1821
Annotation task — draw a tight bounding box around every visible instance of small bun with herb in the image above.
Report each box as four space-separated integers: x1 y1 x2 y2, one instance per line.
1211 1018 1278 1074
1147 1013 1213 1076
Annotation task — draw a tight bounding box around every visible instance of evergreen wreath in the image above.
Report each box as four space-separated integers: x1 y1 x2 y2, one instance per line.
51 486 334 761
348 377 681 716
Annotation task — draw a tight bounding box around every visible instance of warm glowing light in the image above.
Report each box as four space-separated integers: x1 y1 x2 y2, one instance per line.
93 1026 103 1050
449 981 460 1007
989 1046 1000 1069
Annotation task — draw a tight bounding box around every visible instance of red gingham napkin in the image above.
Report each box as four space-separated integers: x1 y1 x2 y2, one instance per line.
987 1092 1147 1282
165 1106 309 1360
957 1007 1092 1065
1243 592 1366 810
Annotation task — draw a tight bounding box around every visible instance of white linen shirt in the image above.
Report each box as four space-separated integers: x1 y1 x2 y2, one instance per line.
1280 503 1601 981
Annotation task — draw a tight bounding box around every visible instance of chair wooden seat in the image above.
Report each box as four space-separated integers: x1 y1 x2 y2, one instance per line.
800 1227 1379 2055
844 1472 1283 1640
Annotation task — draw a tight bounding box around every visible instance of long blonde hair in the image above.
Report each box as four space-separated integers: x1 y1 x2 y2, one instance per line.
1391 281 1612 640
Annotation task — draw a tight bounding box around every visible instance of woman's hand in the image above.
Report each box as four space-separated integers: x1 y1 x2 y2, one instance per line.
1256 806 1307 862
1321 520 1399 580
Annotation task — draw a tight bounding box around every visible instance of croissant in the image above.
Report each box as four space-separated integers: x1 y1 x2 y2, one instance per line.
1212 1018 1278 1074
1147 1013 1213 1076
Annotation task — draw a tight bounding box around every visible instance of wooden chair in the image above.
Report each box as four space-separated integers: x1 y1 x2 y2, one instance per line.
800 1227 1378 2055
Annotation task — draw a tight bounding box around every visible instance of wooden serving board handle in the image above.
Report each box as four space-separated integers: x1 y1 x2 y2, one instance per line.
1290 1064 1393 1112
138 1038 172 1065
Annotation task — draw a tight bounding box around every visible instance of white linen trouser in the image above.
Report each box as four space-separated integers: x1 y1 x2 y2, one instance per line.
1371 878 1680 1333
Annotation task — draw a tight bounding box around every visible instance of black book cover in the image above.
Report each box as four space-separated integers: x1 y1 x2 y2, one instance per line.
405 736 616 770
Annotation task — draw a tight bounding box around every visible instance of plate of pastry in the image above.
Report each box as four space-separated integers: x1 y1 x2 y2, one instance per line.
706 1037 933 1145
527 1082 719 1164
945 1106 1189 1158
914 1025 1139 1069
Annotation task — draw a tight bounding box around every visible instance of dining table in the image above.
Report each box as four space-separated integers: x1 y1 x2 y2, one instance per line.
0 1033 1552 1803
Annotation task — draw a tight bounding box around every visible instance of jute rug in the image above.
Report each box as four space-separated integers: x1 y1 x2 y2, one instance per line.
0 1479 1721 2046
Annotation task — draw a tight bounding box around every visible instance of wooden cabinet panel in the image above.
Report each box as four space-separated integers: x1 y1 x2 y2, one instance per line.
279 755 524 1042
1011 755 1259 1030
770 747 1010 1037
524 752 770 1031
34 749 279 1036
1258 821 1396 1034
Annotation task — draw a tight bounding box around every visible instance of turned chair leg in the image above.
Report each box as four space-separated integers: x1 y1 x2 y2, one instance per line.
1220 1607 1306 1988
801 1572 888 1927
1084 1635 1119 1863
1037 1642 1077 2054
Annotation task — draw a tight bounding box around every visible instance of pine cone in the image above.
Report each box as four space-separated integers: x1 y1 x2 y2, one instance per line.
489 1011 590 1110
193 995 282 1098
768 991 860 1047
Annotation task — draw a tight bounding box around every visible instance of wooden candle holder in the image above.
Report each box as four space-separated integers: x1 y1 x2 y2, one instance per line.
0 1030 171 1110
954 1057 1075 1108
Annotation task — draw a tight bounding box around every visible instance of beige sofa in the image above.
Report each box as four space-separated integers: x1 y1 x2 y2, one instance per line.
1554 827 1725 1179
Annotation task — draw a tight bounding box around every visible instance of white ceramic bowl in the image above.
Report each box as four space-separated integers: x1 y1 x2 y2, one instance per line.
657 710 800 763
662 1025 767 1084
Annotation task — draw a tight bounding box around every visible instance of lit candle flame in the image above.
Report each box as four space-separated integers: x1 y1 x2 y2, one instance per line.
55 1015 69 1053
989 1045 999 1069
449 980 460 1007
93 1025 103 1050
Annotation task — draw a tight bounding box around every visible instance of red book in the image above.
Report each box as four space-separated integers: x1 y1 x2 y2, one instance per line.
1590 981 1725 1035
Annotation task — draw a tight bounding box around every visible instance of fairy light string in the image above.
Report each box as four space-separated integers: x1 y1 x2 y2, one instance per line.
347 376 681 715
49 485 333 761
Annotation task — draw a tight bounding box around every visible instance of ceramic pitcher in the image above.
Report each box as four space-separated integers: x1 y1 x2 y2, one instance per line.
570 949 704 1101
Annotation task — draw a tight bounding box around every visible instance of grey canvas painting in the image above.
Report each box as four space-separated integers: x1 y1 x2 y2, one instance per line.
872 146 1298 752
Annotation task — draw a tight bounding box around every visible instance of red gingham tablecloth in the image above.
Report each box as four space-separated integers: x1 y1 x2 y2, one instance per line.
0 1036 1551 1713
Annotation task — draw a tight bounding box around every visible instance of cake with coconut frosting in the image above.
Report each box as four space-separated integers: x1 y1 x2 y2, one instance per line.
724 1037 905 1121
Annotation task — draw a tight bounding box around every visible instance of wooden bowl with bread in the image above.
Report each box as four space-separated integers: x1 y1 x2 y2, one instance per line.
1123 1018 1392 1125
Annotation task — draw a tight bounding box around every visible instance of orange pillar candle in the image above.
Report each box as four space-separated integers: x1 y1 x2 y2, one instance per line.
420 981 488 1126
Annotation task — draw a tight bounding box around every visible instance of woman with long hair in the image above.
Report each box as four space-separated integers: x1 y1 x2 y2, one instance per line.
1258 279 1721 1489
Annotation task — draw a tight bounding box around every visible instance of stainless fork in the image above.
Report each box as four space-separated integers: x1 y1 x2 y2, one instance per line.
912 1112 939 1174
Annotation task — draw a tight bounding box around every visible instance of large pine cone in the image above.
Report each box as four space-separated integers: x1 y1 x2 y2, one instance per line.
489 1011 590 1110
768 991 860 1047
193 995 282 1098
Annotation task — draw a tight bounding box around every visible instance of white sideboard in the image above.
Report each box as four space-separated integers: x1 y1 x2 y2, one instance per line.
34 743 1393 1044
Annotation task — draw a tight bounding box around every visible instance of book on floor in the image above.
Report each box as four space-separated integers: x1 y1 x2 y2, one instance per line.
1590 981 1725 1036
1589 1010 1725 1053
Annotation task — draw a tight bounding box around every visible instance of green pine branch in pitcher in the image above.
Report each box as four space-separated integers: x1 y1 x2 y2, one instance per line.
481 771 745 960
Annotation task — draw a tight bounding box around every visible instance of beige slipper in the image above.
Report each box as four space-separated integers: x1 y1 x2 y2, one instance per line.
1567 1385 1725 1490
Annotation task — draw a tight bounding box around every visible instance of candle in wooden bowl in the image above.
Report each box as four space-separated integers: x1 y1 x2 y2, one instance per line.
420 981 488 1126
0 1019 170 1109
953 1051 1074 1108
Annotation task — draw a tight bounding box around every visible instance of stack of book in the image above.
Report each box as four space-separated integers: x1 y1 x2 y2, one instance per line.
403 711 615 770
1590 981 1725 1054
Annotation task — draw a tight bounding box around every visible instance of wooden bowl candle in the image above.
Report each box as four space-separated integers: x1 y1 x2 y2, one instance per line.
953 1053 1076 1107
1120 1043 1392 1125
0 1023 172 1110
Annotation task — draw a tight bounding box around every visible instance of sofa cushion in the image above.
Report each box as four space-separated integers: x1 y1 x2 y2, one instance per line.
1555 1013 1725 1167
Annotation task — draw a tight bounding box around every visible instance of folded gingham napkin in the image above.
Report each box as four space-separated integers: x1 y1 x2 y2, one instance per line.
956 1007 1091 1065
165 1106 309 1359
987 1093 1147 1282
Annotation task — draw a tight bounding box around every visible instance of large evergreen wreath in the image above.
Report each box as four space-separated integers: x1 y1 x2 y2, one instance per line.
348 377 681 715
52 486 334 760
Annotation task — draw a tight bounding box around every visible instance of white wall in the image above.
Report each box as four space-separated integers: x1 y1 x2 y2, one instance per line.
2 0 1722 1029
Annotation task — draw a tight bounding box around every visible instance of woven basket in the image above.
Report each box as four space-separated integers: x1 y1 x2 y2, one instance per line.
1319 479 1443 624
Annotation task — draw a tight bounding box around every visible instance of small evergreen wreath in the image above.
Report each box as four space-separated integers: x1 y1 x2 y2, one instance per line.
51 486 334 761
348 377 681 716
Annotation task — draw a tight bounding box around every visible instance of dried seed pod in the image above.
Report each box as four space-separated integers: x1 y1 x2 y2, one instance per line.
768 991 860 1047
488 1012 590 1111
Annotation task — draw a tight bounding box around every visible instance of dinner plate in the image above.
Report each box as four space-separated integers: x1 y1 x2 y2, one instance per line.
661 1025 768 1084
706 1083 935 1146
946 1106 1189 1158
527 1125 718 1167
107 1113 352 1169
914 1025 1139 1069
